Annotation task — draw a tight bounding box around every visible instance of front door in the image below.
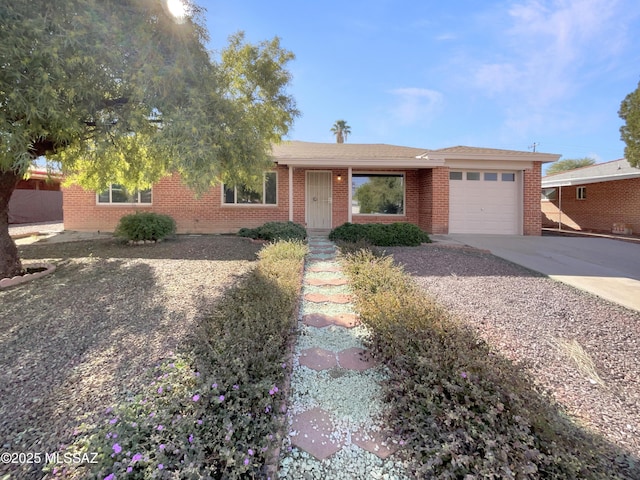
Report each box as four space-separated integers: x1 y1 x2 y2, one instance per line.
306 171 332 229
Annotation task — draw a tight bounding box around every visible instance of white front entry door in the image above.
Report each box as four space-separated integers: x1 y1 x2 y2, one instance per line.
306 171 332 229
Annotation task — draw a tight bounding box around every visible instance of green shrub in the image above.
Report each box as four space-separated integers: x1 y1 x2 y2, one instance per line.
114 212 176 241
238 221 307 242
342 250 635 479
50 240 307 479
329 222 430 246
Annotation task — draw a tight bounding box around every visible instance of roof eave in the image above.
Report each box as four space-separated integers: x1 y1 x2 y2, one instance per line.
442 152 560 163
274 157 446 168
542 172 640 187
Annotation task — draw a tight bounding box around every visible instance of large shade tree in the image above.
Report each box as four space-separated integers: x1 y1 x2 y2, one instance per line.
545 157 596 175
0 0 299 278
330 119 351 143
619 80 640 168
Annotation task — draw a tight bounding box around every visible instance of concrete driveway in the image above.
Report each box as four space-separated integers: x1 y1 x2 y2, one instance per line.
434 234 640 312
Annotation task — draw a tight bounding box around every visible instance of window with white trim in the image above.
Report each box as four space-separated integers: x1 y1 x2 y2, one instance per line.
223 172 277 205
98 184 152 204
352 173 404 215
577 186 586 200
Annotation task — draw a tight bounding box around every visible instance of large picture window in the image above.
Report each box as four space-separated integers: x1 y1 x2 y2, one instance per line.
352 173 404 215
98 184 151 204
223 172 277 205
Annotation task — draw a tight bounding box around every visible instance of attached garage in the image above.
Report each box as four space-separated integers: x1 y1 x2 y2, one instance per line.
448 170 521 234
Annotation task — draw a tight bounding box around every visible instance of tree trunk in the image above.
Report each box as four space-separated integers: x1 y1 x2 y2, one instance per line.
0 170 22 279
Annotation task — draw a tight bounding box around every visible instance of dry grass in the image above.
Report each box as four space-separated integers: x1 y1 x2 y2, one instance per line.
551 338 605 386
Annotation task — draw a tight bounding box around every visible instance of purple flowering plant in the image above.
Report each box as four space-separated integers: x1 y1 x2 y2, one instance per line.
44 241 307 479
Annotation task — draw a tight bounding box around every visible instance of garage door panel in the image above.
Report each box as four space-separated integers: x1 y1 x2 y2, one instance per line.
449 171 520 235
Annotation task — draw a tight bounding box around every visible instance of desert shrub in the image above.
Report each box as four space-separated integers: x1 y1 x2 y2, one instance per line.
238 221 307 242
342 250 633 479
329 222 430 246
49 240 307 480
114 212 176 241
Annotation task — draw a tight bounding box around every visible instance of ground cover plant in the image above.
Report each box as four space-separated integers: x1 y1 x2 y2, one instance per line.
341 247 637 479
45 240 306 479
329 222 430 246
115 212 177 242
238 221 307 242
1 236 305 479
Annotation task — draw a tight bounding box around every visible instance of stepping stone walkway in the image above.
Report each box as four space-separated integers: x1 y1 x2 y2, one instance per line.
278 235 409 479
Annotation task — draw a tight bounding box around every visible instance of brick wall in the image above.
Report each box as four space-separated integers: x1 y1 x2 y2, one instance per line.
541 178 640 234
63 166 290 233
523 163 542 236
64 163 546 236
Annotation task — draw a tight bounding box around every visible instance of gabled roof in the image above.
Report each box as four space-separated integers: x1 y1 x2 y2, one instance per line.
271 141 559 168
542 159 640 187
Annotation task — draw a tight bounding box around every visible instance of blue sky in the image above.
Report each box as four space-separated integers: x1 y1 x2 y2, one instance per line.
198 0 640 166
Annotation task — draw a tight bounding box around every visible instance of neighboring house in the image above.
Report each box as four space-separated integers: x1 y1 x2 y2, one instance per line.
541 158 640 235
9 169 63 224
63 141 559 235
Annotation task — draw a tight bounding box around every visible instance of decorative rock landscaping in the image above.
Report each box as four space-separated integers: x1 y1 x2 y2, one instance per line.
278 234 409 479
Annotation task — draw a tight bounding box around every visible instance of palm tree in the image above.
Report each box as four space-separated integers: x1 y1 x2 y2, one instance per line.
331 120 351 143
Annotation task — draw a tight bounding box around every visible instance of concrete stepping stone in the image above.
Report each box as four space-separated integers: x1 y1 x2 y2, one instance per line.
304 293 352 304
351 429 398 459
305 277 349 286
291 408 344 460
298 347 337 370
337 347 379 371
302 313 360 328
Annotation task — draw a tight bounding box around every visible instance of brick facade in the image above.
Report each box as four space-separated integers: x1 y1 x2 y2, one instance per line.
523 163 542 236
541 178 640 234
63 162 547 235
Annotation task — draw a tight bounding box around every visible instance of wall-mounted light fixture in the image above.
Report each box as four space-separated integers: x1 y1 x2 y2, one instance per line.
337 174 342 181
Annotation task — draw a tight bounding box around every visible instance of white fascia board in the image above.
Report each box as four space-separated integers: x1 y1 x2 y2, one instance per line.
542 172 640 188
274 157 446 168
445 159 534 170
443 152 560 164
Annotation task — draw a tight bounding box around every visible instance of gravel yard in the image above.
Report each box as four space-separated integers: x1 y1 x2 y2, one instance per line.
389 244 640 462
0 235 261 479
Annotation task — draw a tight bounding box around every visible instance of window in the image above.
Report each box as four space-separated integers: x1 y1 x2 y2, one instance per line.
541 188 557 201
577 186 586 200
98 184 152 204
223 172 277 205
502 173 515 182
352 173 404 215
449 171 463 180
484 172 498 181
466 172 481 181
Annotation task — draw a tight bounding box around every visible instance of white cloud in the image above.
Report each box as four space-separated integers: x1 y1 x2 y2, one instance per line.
435 33 457 41
467 0 635 139
389 87 444 125
473 0 628 103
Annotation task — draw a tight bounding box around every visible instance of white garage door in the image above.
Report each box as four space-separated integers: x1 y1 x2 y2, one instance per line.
449 170 521 234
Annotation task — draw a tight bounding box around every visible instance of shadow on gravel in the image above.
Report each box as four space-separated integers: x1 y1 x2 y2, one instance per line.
17 235 262 262
0 258 188 479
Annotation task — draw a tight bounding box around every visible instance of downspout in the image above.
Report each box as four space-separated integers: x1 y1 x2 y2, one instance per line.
347 167 352 223
288 166 294 222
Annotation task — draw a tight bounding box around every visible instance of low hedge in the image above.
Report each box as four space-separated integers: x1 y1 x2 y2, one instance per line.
51 240 308 479
238 221 307 242
342 249 635 479
329 222 430 246
114 212 176 242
